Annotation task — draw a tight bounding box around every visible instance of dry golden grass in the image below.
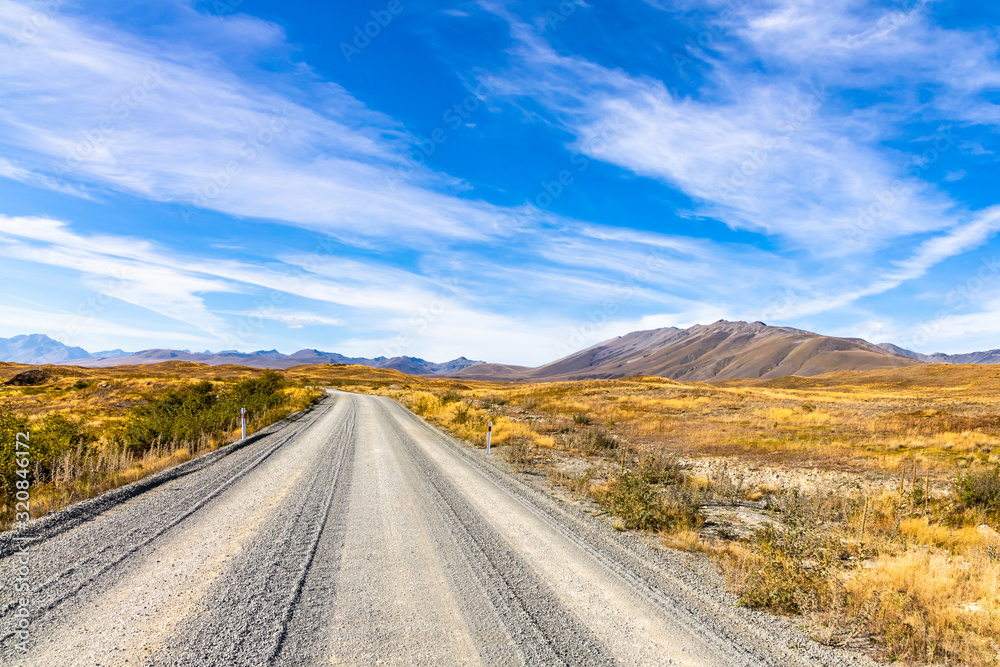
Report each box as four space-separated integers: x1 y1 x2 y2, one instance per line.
6 360 1000 664
337 363 1000 666
0 362 323 528
843 547 1000 662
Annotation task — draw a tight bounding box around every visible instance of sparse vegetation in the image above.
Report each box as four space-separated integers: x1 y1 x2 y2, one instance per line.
336 364 1000 666
955 465 1000 518
5 359 1000 665
502 435 533 471
0 364 322 529
120 371 291 453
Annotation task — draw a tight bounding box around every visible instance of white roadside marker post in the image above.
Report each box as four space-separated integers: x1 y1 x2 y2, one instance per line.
240 407 247 440
486 421 492 454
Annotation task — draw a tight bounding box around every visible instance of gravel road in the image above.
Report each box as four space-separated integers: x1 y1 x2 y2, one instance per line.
0 391 878 666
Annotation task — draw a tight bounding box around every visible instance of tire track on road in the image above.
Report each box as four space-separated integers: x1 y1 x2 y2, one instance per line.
152 398 357 666
0 396 343 665
0 406 322 636
389 403 613 666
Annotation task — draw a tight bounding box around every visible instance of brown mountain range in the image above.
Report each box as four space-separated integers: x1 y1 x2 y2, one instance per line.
451 320 920 381
6 321 992 382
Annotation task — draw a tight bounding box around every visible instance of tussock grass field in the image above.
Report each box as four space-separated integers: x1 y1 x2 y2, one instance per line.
4 360 1000 664
0 361 323 528
339 363 1000 667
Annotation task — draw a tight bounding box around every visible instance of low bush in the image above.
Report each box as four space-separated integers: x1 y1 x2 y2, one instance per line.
120 371 289 453
0 408 96 497
1 370 320 528
955 465 1000 517
736 524 837 614
568 428 617 454
503 436 533 471
439 391 461 405
593 466 701 532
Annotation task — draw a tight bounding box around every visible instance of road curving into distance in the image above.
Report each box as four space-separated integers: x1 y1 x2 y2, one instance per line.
0 390 877 666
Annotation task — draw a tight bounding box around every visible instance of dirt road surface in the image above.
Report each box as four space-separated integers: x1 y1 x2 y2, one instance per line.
0 391 876 666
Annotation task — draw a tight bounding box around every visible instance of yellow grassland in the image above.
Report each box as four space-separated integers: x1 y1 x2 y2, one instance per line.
0 362 322 526
4 361 1000 664
341 363 1000 666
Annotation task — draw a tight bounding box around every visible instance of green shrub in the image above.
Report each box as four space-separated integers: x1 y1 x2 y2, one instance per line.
0 408 95 498
636 452 685 485
594 467 701 532
569 428 617 454
0 406 31 497
439 391 461 405
738 493 838 614
120 371 289 453
955 465 1000 516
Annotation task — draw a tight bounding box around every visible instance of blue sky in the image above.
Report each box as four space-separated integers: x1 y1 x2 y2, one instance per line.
0 0 999 365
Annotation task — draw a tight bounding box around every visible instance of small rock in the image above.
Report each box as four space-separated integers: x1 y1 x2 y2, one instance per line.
976 524 999 541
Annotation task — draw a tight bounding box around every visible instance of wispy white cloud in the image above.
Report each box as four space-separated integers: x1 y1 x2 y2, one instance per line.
0 216 237 336
0 212 784 363
2 0 998 362
225 310 344 330
0 157 90 197
0 0 521 242
471 0 1000 323
0 302 213 350
735 0 1000 93
480 9 971 254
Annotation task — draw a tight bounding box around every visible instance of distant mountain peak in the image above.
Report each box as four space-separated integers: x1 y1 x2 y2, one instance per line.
4 323 1000 381
453 320 921 382
877 342 1000 365
0 334 486 376
0 333 90 364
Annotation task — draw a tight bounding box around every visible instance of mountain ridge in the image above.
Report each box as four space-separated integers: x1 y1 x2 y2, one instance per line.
452 320 924 381
876 342 1000 365
4 322 1000 381
0 335 485 376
